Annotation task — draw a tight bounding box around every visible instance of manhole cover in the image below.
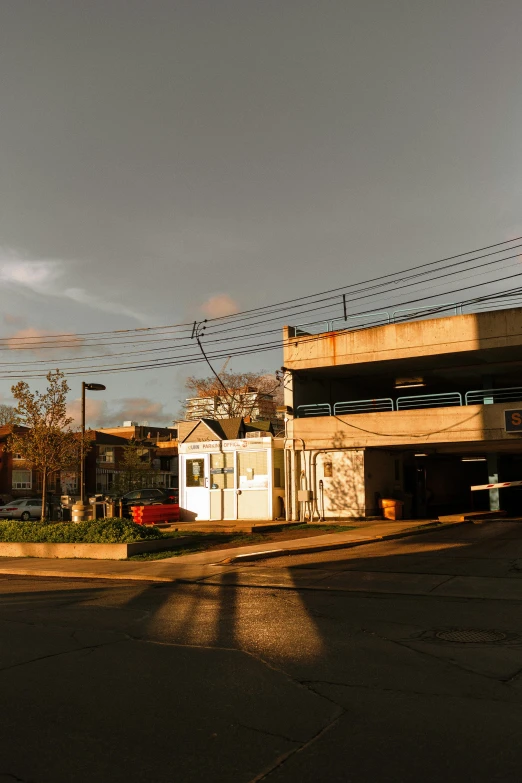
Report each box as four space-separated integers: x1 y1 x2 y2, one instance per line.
435 629 507 644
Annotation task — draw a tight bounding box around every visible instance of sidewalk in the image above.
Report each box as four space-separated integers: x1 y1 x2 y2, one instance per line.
0 518 466 583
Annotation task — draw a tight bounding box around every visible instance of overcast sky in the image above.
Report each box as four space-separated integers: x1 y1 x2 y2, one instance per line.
1 0 522 426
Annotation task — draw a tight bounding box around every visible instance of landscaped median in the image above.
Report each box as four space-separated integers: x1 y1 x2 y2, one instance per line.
0 518 178 560
0 519 357 561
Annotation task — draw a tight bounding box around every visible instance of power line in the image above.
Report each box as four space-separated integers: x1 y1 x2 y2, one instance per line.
1 283 522 381
1 235 522 378
0 243 520 360
0 234 520 349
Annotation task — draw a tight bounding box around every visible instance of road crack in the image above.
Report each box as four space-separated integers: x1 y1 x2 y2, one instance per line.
247 707 345 782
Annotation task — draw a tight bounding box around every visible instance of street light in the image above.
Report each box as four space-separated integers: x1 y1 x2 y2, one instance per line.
80 381 106 507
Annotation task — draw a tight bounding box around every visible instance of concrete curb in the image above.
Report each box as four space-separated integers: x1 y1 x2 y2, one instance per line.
218 521 470 564
0 520 471 583
0 566 173 583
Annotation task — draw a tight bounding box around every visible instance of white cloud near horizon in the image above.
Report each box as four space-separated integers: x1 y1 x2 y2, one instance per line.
5 327 85 358
0 251 149 324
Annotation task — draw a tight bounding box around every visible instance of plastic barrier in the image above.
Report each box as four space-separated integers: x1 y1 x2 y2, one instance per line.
131 504 180 525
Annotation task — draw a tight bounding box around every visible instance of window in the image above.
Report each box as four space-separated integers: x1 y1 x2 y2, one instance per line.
186 458 205 488
210 452 235 489
238 451 268 489
13 453 24 461
98 446 115 463
273 450 285 488
61 472 78 492
36 473 57 492
12 470 31 490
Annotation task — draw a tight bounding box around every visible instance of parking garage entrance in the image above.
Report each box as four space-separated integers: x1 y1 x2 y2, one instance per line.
402 450 522 518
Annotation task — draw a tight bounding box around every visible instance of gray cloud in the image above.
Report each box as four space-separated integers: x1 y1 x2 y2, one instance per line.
1 0 522 413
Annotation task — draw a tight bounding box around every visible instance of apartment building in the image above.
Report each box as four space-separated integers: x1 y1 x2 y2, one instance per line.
283 306 522 520
184 387 281 427
0 425 178 500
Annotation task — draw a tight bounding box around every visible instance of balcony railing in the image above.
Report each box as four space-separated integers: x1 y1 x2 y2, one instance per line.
464 387 522 405
396 392 462 411
290 295 522 336
296 403 332 417
292 303 459 335
296 387 522 417
333 398 394 414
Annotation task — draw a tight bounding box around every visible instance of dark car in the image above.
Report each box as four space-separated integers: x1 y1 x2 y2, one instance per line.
120 488 178 518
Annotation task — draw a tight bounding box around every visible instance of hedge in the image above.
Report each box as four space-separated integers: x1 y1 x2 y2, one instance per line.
0 518 167 544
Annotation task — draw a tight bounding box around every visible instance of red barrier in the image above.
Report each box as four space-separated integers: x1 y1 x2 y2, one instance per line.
131 504 180 525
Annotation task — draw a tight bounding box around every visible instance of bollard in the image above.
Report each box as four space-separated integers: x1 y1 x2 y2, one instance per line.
71 502 92 523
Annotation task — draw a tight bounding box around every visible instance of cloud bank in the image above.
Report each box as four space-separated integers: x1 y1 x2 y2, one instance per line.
0 251 149 323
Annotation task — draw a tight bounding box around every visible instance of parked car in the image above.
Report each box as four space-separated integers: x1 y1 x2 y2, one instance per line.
0 498 46 520
120 488 178 518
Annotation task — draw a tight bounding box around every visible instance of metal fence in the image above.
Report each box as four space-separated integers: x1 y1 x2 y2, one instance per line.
296 387 522 417
464 387 522 405
296 403 332 417
333 398 394 414
291 296 522 336
396 392 463 411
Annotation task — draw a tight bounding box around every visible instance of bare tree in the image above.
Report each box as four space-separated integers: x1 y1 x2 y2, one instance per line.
181 370 282 421
0 405 16 426
8 370 82 520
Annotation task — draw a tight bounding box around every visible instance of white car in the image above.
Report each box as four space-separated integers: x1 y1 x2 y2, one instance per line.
0 498 44 520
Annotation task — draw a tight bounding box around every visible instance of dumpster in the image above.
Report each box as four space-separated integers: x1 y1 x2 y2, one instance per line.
381 498 404 521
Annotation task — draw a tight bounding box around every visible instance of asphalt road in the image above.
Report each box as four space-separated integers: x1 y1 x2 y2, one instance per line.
2 521 522 782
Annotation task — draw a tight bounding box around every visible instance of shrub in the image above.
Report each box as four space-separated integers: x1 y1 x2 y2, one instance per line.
0 518 166 544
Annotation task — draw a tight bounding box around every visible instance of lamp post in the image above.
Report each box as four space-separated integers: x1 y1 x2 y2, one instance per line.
76 382 106 520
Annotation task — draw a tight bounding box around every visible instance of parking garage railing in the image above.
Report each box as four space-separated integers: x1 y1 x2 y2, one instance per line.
296 387 522 417
296 403 332 417
333 398 394 414
292 303 459 335
464 387 522 405
291 297 522 337
396 392 463 410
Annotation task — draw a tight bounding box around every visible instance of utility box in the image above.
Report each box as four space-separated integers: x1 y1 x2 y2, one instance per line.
298 489 314 502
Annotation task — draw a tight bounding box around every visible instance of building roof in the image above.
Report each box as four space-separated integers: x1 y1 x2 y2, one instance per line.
214 417 244 440
0 425 28 442
245 420 274 434
86 431 130 446
178 417 246 443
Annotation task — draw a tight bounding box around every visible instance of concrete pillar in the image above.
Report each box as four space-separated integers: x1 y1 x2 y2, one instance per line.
291 450 299 522
487 453 500 511
283 370 293 409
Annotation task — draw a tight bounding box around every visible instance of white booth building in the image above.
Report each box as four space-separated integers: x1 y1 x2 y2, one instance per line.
179 436 285 521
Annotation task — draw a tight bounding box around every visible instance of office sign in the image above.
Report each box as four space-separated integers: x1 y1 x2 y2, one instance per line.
179 441 221 453
505 410 522 432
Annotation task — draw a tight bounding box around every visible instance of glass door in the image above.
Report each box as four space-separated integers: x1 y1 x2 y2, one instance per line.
184 456 210 520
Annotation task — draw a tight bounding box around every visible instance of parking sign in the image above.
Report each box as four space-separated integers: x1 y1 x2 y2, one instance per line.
505 410 522 432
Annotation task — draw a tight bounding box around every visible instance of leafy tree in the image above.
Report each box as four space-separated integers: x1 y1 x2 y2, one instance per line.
0 404 16 426
181 370 283 420
8 370 81 520
112 440 159 495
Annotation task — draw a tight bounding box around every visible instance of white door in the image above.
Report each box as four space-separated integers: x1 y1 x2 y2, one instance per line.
184 455 210 520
